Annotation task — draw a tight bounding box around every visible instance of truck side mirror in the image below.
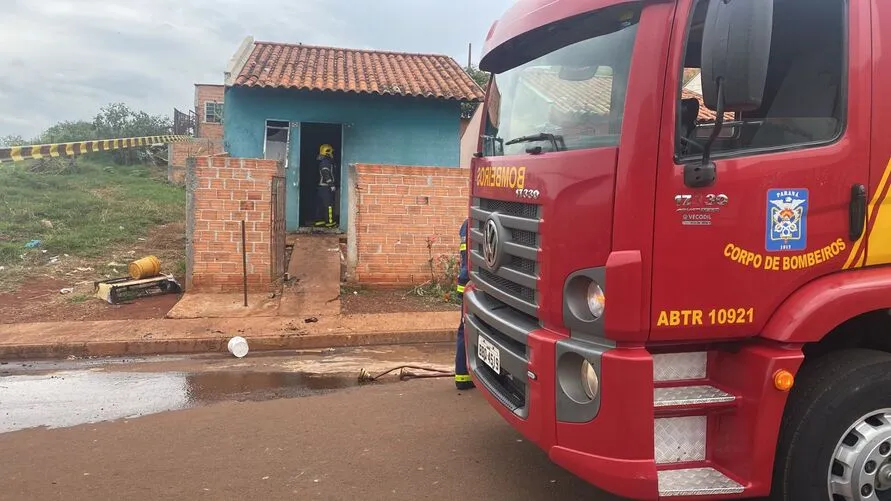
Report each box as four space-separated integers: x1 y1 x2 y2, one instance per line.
685 0 773 189
701 0 773 112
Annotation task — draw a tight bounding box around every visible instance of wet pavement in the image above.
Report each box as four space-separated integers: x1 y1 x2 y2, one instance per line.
0 373 622 501
0 343 455 433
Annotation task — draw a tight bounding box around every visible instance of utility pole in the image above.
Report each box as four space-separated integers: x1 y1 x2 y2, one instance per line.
467 43 472 69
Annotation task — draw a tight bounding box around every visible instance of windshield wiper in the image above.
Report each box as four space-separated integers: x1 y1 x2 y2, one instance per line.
504 133 565 152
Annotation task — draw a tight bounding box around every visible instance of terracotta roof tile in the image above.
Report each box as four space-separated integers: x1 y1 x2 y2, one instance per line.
233 41 486 102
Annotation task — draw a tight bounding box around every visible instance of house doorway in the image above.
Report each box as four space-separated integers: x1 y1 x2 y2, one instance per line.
264 120 290 167
298 122 343 228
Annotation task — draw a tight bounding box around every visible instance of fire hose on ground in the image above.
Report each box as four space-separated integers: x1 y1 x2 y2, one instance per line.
358 365 455 383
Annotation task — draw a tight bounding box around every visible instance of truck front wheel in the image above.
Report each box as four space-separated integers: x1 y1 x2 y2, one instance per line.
773 349 891 501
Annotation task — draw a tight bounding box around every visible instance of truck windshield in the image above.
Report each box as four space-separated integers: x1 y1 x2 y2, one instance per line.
483 5 641 157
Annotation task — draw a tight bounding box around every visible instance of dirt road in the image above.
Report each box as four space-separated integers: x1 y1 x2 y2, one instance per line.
0 356 623 501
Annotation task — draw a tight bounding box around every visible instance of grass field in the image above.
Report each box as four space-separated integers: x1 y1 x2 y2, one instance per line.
0 159 185 268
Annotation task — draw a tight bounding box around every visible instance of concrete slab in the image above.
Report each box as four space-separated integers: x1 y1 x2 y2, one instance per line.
165 293 280 319
279 234 341 318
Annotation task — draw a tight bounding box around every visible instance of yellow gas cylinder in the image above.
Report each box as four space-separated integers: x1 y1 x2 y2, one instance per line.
129 255 161 279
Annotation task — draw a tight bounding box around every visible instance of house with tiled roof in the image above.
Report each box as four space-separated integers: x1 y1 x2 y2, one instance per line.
221 37 485 234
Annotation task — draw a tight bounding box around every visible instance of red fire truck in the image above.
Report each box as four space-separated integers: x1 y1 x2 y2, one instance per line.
464 0 891 499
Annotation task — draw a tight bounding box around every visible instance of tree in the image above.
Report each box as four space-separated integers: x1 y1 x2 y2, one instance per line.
1 102 173 166
0 135 25 148
465 65 490 89
92 103 172 165
462 65 491 119
93 103 171 139
35 120 98 145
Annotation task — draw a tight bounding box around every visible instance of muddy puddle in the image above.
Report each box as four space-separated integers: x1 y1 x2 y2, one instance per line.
0 369 368 434
0 343 456 434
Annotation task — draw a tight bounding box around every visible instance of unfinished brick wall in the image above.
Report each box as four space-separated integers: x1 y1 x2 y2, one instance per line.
195 84 225 140
186 156 283 293
354 164 470 285
169 138 225 184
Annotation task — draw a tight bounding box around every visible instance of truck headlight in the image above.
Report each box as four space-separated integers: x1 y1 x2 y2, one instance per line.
582 359 600 400
587 281 605 319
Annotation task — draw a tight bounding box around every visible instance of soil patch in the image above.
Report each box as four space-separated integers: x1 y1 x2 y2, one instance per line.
340 287 462 315
0 223 185 324
0 275 181 324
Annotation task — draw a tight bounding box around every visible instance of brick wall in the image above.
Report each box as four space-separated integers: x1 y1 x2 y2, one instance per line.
354 164 470 285
195 84 224 140
187 156 283 293
169 138 226 184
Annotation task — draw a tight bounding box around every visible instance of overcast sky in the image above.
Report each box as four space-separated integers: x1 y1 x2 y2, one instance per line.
0 0 513 139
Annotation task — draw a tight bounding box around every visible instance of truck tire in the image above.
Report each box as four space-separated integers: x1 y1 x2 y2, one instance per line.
772 348 891 501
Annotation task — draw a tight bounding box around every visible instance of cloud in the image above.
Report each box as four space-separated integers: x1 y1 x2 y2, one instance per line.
0 0 512 139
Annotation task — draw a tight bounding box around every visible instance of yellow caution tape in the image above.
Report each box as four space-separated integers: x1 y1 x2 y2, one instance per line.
0 134 191 164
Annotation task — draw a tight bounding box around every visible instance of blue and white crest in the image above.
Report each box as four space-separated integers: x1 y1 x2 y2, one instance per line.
766 189 808 252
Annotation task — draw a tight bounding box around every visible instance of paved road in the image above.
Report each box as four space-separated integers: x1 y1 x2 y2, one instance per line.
0 375 623 500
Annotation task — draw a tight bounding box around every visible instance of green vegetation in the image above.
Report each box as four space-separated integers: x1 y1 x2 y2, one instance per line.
461 65 491 119
0 102 173 166
65 293 93 304
0 159 184 267
410 237 461 304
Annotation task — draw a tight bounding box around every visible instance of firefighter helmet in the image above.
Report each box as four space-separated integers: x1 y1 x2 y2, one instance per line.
319 144 334 158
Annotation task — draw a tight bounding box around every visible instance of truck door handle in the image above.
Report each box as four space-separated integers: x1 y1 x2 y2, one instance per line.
849 183 867 241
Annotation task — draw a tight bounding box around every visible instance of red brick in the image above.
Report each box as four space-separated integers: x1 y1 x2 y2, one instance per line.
353 164 468 286
194 84 224 141
189 155 283 292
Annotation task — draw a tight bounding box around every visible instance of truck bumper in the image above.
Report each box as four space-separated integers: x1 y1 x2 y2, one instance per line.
467 320 659 500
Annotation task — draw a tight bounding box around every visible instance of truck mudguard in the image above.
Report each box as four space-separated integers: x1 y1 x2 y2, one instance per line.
761 266 891 343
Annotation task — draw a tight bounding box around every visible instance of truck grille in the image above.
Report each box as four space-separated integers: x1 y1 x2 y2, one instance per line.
465 197 541 417
469 197 541 318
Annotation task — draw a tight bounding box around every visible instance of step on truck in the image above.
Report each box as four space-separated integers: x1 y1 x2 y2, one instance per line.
464 0 891 499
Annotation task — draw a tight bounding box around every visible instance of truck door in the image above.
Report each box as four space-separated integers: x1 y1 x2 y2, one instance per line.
648 0 871 342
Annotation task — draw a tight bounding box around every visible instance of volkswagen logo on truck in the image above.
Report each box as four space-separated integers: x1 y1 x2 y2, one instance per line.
483 217 503 270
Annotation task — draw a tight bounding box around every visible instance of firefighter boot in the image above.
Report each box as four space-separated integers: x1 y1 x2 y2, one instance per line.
314 208 337 228
455 316 475 390
324 205 337 228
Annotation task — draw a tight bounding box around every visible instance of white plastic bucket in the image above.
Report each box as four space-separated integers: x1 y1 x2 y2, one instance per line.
227 336 249 358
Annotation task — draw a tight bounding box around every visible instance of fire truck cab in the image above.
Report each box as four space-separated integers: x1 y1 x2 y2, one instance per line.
466 0 891 499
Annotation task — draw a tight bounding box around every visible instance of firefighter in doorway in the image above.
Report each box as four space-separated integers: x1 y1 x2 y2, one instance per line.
314 144 338 228
455 219 474 390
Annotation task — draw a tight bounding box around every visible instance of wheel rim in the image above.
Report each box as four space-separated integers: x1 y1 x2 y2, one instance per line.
829 408 891 500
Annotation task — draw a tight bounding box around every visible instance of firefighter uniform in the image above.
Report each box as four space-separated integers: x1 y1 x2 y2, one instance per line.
455 219 475 390
314 144 337 228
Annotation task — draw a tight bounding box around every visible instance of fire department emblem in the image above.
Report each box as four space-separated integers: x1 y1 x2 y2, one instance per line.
766 189 809 252
483 218 501 269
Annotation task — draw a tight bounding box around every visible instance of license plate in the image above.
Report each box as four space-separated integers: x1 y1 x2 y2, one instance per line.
477 335 501 374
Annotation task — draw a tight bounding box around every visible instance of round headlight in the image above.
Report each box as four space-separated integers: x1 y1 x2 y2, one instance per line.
586 281 605 318
581 359 600 400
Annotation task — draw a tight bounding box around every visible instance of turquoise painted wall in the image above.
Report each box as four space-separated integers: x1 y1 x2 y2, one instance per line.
222 86 463 231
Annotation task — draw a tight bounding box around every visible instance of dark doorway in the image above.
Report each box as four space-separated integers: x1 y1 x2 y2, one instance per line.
298 122 343 228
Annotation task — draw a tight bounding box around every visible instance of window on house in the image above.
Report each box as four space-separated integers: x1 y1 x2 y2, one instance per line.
675 0 847 160
204 102 223 124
